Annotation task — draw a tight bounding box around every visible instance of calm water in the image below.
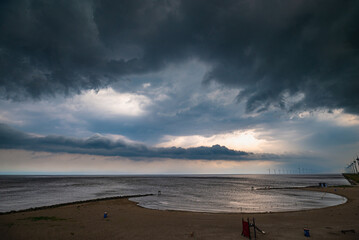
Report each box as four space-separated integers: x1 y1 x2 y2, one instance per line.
0 174 349 213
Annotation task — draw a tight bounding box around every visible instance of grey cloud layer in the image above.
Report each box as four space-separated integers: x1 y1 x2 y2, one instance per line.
0 124 258 160
1 0 358 113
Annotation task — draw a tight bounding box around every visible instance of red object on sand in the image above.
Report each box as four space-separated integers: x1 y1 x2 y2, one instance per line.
242 219 250 238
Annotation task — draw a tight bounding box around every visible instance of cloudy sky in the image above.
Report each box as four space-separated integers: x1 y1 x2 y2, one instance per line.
0 0 358 174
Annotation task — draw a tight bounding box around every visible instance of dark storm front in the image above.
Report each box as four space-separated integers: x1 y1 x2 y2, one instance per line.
0 174 349 213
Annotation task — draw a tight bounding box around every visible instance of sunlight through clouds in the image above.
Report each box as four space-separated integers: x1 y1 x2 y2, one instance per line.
71 87 151 117
292 109 359 127
157 130 272 153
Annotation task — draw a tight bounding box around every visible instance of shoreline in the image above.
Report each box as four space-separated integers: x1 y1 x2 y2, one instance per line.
0 185 350 216
0 194 153 215
1 185 358 239
0 186 348 216
132 186 351 215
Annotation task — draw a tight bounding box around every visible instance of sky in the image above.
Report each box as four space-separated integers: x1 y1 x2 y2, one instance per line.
0 0 359 174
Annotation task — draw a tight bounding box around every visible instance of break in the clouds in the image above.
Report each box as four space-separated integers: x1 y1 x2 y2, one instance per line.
1 0 359 114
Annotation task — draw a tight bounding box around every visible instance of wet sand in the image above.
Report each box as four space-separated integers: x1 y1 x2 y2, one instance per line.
0 186 358 239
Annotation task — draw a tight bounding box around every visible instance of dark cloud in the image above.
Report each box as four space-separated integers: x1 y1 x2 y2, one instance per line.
302 123 359 149
0 0 106 99
0 123 260 160
1 0 358 114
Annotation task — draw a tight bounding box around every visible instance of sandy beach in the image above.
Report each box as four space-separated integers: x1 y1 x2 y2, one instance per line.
0 186 358 240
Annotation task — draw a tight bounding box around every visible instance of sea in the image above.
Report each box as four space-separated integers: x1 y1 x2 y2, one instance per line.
0 174 349 213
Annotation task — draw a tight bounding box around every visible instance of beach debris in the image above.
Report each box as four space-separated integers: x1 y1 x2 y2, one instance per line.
304 228 310 237
242 218 265 239
104 211 108 218
254 225 265 234
158 190 161 196
341 229 355 234
189 231 195 237
242 219 250 238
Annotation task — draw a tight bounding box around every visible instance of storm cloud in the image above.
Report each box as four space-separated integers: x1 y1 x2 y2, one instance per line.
0 123 261 160
0 0 358 114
